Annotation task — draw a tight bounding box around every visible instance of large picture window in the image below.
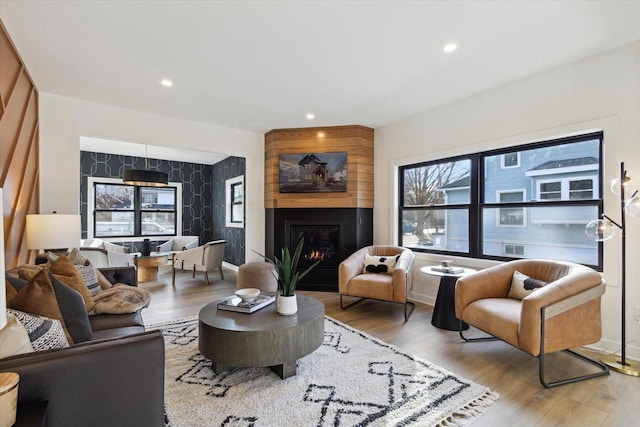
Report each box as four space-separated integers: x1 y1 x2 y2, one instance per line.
90 178 178 238
399 132 603 269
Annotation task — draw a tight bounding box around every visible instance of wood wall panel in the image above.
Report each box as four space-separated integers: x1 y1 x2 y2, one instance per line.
264 125 374 209
0 20 39 268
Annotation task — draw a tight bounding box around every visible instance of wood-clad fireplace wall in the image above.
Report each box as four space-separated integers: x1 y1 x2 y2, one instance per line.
0 20 40 268
264 125 374 291
264 125 374 209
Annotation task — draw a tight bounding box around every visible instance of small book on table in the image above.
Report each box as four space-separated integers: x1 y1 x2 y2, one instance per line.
431 266 465 274
217 294 276 313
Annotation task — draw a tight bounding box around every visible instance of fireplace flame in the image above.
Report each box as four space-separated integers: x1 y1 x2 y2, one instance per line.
307 249 328 261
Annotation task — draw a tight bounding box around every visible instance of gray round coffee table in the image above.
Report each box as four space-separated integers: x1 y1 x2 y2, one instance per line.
198 294 325 379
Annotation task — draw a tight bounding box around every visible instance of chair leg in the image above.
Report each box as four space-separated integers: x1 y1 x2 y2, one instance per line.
192 266 196 278
538 307 609 388
204 271 210 286
459 322 499 342
404 301 416 321
339 294 366 310
219 267 224 280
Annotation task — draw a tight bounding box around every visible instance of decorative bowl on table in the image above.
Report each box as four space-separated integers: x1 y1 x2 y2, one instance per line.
235 288 260 302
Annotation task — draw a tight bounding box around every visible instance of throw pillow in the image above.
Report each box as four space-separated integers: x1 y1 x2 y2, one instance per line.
5 278 19 305
0 311 35 358
95 269 114 291
508 270 549 300
8 269 93 344
7 308 70 351
48 256 95 311
363 254 401 274
64 248 101 296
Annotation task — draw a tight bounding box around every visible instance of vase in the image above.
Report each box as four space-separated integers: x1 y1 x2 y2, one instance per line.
277 294 297 315
142 238 151 256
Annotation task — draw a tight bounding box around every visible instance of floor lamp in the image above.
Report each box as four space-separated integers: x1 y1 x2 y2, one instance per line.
585 161 640 376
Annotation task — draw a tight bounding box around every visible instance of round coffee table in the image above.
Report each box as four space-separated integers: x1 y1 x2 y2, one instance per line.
198 294 325 379
134 253 168 282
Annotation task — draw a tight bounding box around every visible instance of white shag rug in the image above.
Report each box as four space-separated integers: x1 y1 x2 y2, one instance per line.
150 317 498 427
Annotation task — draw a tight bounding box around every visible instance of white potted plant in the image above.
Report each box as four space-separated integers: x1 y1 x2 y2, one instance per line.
256 238 320 315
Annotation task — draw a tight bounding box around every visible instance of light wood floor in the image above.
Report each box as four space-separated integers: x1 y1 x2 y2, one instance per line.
140 265 638 426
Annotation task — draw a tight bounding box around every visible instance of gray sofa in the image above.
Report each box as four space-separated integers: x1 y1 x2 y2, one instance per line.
0 266 165 427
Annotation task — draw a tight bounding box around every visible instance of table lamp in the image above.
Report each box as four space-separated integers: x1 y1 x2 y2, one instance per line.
26 212 81 252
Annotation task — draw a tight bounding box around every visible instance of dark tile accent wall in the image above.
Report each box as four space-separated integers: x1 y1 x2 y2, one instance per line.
212 156 246 266
80 151 214 253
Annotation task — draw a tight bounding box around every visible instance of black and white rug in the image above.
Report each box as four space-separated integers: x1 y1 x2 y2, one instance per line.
151 317 498 426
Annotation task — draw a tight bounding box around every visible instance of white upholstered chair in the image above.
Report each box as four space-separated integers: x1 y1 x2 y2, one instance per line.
171 240 227 286
155 235 199 253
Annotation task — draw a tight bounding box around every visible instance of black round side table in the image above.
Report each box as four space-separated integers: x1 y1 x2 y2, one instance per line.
421 266 477 331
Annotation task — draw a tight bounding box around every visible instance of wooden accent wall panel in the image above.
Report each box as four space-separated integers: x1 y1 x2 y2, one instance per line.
264 125 374 209
0 20 39 268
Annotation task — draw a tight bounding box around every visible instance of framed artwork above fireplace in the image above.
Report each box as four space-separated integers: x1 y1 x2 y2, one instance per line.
279 152 347 193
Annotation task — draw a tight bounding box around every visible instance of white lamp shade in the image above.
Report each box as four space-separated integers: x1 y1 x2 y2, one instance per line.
1 189 6 330
26 214 81 250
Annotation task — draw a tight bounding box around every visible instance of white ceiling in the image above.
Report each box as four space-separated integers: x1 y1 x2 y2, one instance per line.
2 0 640 135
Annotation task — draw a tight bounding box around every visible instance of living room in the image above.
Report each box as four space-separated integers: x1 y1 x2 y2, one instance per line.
2 1 640 426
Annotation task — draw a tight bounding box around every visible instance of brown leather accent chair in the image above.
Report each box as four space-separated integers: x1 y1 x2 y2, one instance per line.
339 245 415 321
455 259 609 387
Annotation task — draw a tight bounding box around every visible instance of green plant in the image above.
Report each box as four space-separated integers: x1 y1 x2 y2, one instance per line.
254 238 320 296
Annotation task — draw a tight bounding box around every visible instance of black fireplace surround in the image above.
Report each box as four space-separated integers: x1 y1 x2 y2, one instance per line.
266 208 373 292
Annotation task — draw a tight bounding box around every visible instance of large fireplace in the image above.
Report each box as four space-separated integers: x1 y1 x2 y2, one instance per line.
266 208 373 291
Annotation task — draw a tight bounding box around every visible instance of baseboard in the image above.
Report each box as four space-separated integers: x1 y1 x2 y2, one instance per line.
222 261 239 272
586 338 640 362
408 291 435 307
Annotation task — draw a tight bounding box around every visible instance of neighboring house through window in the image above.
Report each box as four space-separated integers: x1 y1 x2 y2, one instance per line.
88 177 181 239
398 132 603 269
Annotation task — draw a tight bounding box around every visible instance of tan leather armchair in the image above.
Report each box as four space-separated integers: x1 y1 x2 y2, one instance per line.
171 240 226 286
339 245 415 320
455 259 609 387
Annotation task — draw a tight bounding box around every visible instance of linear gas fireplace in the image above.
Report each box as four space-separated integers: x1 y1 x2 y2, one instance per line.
266 208 373 292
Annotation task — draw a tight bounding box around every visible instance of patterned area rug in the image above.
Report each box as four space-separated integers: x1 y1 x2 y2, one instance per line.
151 317 498 426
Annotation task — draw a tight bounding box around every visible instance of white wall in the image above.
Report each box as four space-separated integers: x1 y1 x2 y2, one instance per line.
375 41 640 359
38 93 266 261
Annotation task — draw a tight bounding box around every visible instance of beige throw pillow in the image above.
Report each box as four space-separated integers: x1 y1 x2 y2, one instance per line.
508 270 548 299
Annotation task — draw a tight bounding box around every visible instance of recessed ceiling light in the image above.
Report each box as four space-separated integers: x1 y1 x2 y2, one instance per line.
306 113 315 120
443 43 457 53
161 79 173 87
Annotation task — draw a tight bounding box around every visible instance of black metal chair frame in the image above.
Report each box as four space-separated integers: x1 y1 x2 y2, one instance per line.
459 304 609 388
340 295 415 322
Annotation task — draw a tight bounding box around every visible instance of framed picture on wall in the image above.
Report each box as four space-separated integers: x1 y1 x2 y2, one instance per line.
279 152 347 193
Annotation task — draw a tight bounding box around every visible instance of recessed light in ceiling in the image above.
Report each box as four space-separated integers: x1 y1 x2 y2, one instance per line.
306 113 315 120
443 43 458 53
161 79 173 87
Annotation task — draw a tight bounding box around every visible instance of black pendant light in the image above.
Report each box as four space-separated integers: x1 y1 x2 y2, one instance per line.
123 145 169 187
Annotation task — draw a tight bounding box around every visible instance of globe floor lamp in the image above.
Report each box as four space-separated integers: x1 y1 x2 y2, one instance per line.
585 161 640 376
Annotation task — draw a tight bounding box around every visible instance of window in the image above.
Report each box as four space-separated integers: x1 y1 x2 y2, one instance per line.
497 190 525 226
501 152 520 168
503 244 525 256
226 175 244 228
89 177 180 239
398 132 603 269
399 158 471 253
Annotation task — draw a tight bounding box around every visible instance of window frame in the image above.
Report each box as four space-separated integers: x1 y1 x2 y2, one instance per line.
225 175 245 228
501 152 520 169
88 177 182 241
398 132 604 270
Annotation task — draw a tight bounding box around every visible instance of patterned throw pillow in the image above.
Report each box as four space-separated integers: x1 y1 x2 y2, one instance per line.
363 254 401 274
9 269 93 344
49 249 101 296
508 270 549 299
7 308 69 351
